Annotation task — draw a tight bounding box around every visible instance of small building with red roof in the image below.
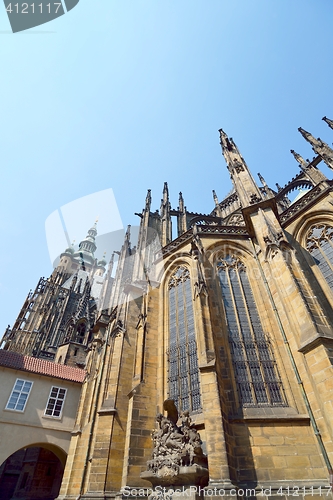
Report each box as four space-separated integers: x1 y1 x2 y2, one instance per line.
0 349 86 499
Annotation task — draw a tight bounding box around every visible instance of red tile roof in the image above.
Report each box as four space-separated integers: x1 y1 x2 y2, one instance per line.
0 350 86 383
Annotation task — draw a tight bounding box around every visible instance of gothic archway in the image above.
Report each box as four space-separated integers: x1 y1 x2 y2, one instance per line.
0 445 65 500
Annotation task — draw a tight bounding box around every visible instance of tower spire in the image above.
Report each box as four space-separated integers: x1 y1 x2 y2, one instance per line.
298 127 333 170
219 129 262 207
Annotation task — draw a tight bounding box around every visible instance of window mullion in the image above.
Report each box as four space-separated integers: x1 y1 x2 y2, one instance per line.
227 268 254 405
319 241 333 274
183 279 192 412
167 266 201 413
175 283 181 410
219 256 285 408
237 268 267 405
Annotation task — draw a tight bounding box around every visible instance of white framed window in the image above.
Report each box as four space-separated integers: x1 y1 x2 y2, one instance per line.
44 386 67 418
6 379 33 412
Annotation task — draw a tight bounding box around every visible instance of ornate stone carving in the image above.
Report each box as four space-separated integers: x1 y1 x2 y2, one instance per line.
258 209 293 261
306 224 333 252
142 400 208 487
217 255 246 273
226 213 245 226
280 185 323 224
190 227 207 298
250 193 261 204
233 159 245 173
168 266 190 289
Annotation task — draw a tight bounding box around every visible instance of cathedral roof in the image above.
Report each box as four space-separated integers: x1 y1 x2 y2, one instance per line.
0 350 86 383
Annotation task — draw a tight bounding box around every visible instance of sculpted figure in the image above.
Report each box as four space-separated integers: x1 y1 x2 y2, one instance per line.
147 400 207 475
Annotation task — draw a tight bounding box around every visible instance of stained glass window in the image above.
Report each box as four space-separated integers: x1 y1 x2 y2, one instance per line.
167 266 201 412
218 256 285 407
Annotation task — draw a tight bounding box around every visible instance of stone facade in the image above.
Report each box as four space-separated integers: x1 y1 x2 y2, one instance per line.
2 120 333 499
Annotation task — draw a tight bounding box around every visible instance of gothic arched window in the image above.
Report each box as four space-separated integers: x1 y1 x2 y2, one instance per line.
306 224 333 291
75 322 87 344
218 256 284 407
167 266 201 412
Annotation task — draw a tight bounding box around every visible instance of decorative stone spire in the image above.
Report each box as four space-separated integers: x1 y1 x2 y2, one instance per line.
108 251 115 274
178 191 184 212
125 225 131 246
257 173 275 199
219 129 262 207
322 116 333 131
176 192 187 236
290 150 309 169
257 208 292 261
162 182 169 205
298 127 333 170
298 128 323 151
160 182 172 246
145 189 152 211
290 149 326 185
99 251 116 313
257 173 268 187
212 190 222 217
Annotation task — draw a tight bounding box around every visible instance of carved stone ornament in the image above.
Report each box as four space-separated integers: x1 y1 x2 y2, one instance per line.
141 400 208 487
226 213 245 227
250 193 261 204
190 230 208 298
168 267 190 290
306 224 333 252
217 255 246 273
258 209 293 261
233 159 245 173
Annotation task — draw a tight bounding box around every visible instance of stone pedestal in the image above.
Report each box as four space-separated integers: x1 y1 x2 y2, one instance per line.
141 464 209 488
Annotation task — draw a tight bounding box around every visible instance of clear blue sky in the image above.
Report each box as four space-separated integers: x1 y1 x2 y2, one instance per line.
0 0 333 332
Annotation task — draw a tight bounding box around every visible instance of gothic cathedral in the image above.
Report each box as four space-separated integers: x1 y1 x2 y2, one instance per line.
2 118 333 500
